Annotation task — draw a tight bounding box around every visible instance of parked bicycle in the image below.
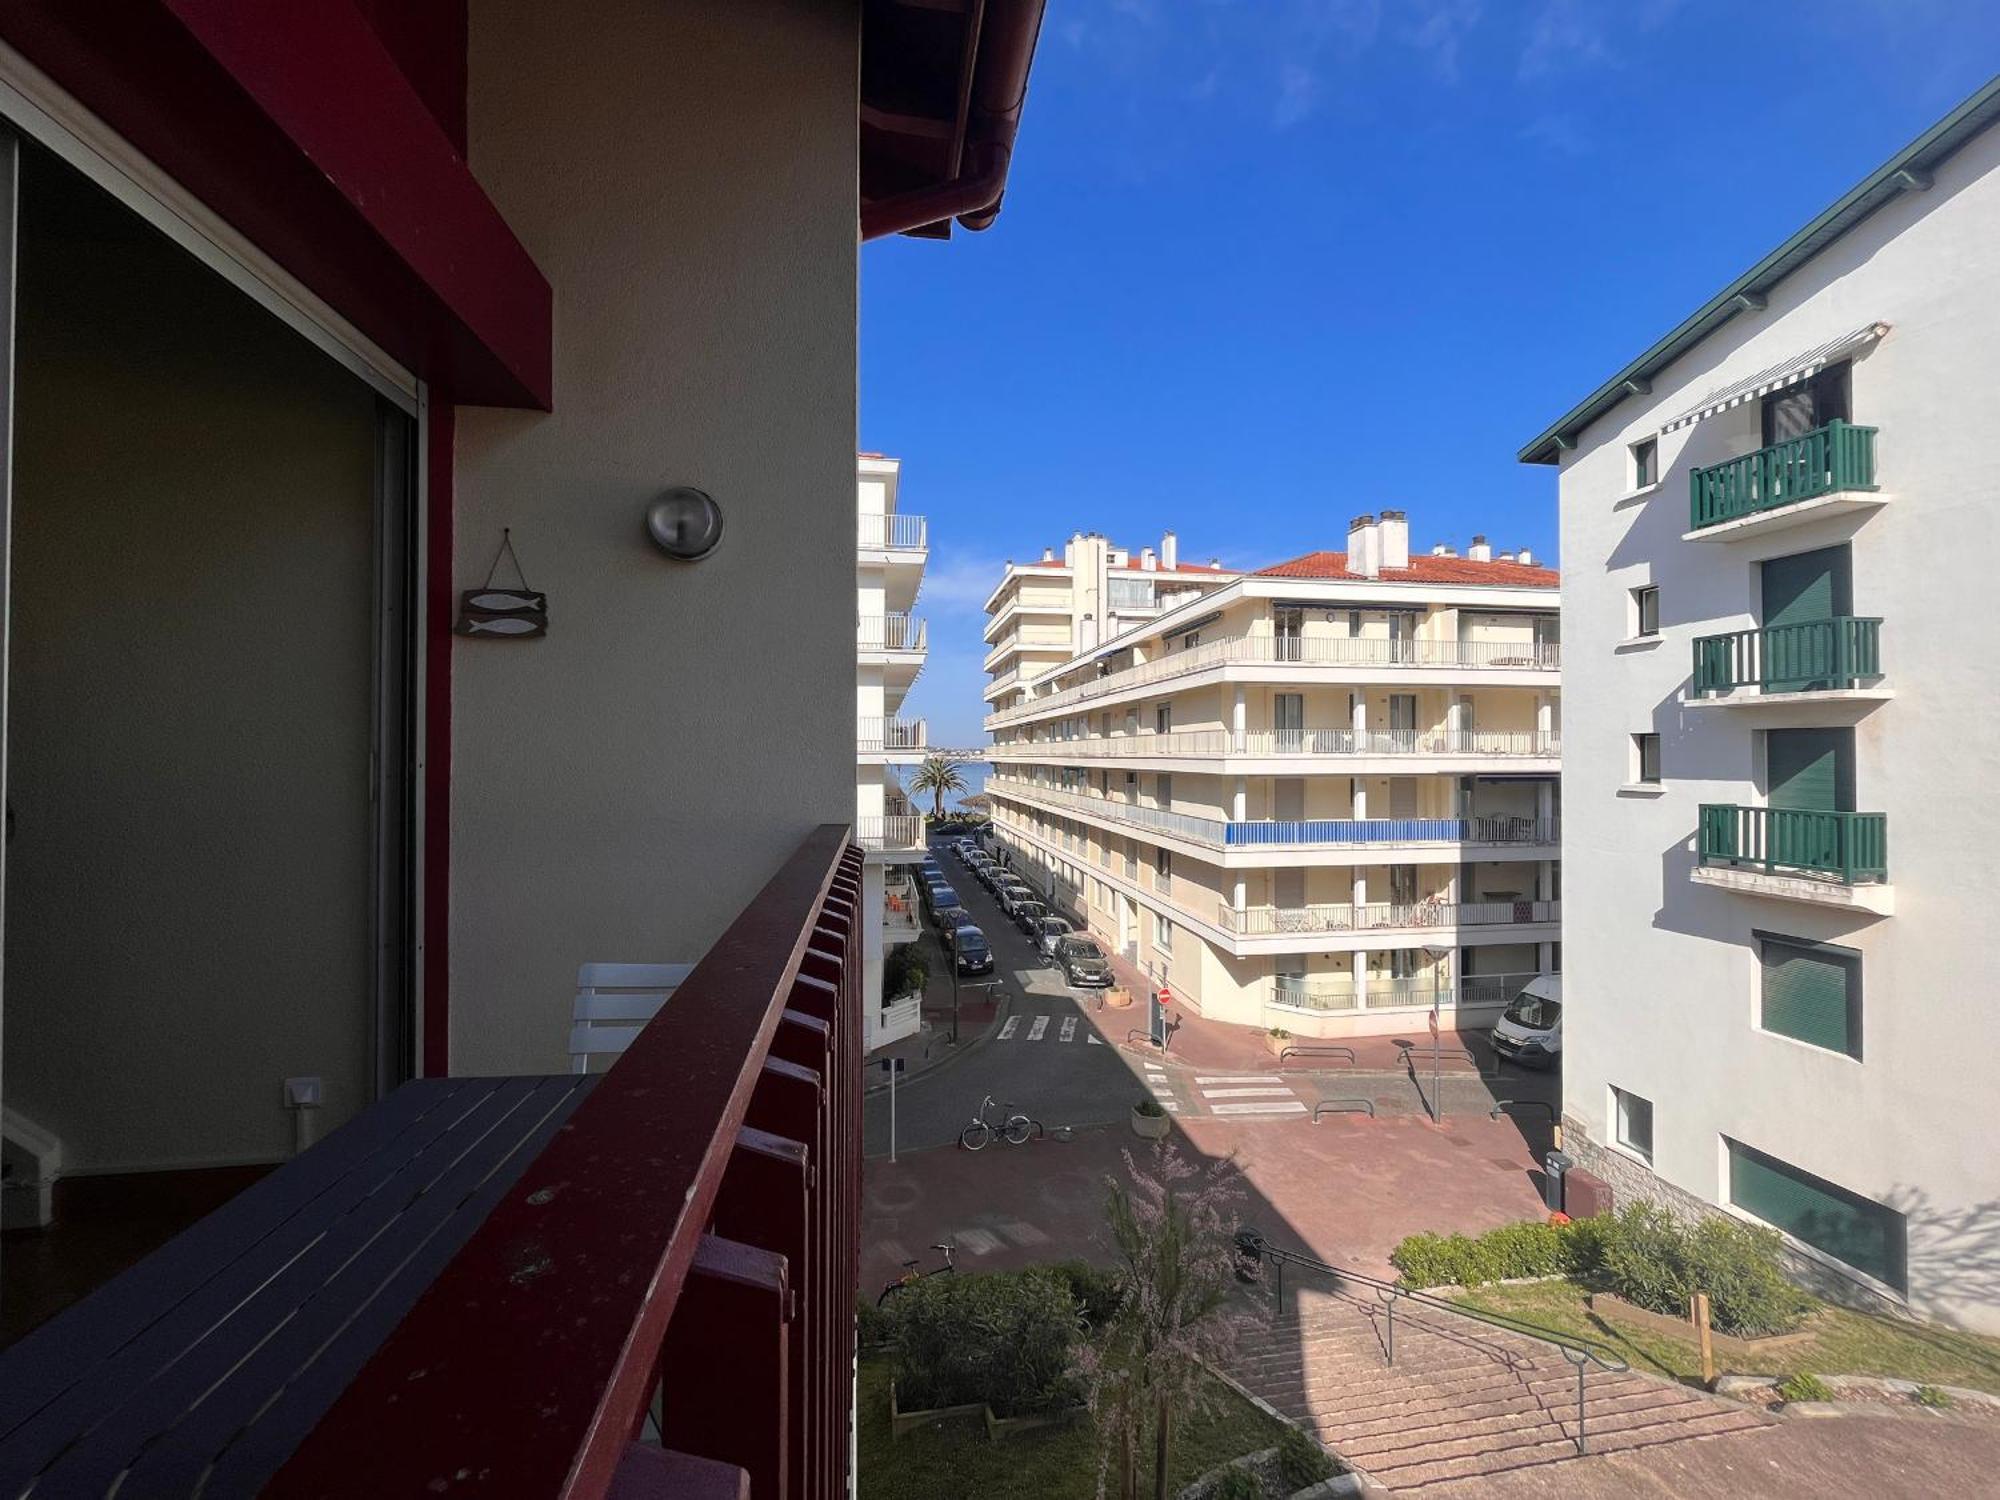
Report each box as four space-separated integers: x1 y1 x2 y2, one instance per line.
959 1093 1042 1151
877 1241 956 1304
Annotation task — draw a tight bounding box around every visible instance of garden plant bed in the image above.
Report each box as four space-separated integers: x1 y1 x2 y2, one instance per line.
1450 1278 2000 1396
1584 1289 1826 1357
859 1359 1290 1500
1719 1373 2000 1421
889 1381 1090 1442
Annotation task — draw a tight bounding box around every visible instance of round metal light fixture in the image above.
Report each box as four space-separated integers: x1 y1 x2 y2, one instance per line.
646 486 723 561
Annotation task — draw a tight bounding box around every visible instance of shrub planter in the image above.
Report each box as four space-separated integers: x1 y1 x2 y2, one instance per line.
888 1382 1084 1442
888 1382 986 1440
1264 1031 1293 1057
1104 986 1134 1009
1132 1102 1171 1140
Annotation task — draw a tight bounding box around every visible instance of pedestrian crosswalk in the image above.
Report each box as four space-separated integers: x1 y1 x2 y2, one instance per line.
1142 1059 1182 1114
996 1011 1101 1044
1191 1072 1309 1118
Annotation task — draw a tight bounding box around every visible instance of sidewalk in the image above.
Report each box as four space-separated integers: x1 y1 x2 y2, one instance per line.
863 921 1008 1093
1099 945 1498 1077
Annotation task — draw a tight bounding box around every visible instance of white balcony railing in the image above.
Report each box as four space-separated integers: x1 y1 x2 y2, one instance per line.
1220 899 1560 936
856 815 925 851
985 632 1561 730
858 513 927 552
1270 969 1540 1013
989 728 1560 761
858 614 927 652
858 717 927 754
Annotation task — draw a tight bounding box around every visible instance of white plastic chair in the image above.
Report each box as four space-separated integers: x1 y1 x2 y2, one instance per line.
570 962 695 1073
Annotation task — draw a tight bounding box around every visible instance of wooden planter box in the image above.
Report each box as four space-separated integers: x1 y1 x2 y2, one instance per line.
1264 1032 1293 1056
1583 1292 1824 1358
890 1383 1084 1442
1103 986 1134 1009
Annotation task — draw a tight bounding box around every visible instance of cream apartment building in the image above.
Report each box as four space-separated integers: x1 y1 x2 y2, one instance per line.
857 453 930 1047
984 513 1562 1038
1521 80 2000 1331
983 531 1239 713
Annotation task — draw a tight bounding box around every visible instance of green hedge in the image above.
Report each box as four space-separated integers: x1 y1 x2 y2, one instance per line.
1389 1204 1811 1337
886 1268 1090 1417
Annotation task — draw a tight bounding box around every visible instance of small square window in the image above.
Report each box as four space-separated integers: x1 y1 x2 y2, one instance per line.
1632 585 1660 638
1633 732 1661 785
1631 438 1658 490
1613 1086 1654 1163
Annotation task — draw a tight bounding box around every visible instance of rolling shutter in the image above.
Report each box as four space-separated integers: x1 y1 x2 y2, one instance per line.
1768 728 1849 812
1759 938 1859 1057
1728 1140 1904 1291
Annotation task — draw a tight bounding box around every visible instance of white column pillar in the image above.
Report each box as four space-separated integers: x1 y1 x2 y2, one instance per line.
1232 875 1247 915
1536 695 1553 735
1351 777 1368 820
1351 866 1367 914
1351 692 1367 739
1353 949 1369 1009
1232 684 1247 752
1232 777 1247 821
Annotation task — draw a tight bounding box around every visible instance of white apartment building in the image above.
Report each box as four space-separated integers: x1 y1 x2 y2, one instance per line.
984 512 1561 1037
983 531 1239 713
1522 81 2000 1331
857 453 929 1048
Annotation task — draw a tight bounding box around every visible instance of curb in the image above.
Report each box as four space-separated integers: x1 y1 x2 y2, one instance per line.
863 988 1014 1098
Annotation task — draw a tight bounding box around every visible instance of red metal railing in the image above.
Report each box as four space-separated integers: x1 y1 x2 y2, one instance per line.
268 825 862 1499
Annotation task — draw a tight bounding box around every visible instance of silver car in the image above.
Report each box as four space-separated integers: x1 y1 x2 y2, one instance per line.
1035 916 1075 960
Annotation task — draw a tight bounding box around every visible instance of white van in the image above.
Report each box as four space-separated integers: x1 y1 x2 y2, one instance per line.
1489 974 1562 1068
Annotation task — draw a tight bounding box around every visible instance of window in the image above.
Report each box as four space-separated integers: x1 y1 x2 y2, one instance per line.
1631 437 1658 490
1728 1138 1906 1291
1155 846 1172 893
1154 703 1172 735
1759 934 1862 1059
1632 584 1660 638
1182 630 1200 650
1153 909 1174 956
1612 1086 1654 1164
1632 732 1661 785
1155 773 1172 809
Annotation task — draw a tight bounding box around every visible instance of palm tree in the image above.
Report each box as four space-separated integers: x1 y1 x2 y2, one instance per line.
906 754 968 821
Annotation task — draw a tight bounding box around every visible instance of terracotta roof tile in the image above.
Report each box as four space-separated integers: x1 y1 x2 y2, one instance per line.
1258 550 1558 587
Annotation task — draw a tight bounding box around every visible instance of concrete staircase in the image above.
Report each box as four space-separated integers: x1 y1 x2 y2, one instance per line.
1225 1286 1771 1491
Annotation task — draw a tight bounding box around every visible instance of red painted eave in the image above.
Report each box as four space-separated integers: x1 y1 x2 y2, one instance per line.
1 1 552 409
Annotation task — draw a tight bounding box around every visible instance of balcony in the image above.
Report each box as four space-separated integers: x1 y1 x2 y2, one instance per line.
1694 803 1892 914
1221 899 1560 938
1689 617 1888 713
858 716 926 761
857 511 927 553
984 632 1561 730
858 612 927 654
1270 969 1537 1015
1685 420 1882 540
884 876 921 940
989 779 1558 862
989 727 1560 768
856 814 926 859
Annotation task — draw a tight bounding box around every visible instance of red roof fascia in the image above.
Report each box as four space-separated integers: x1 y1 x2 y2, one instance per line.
1259 550 1560 587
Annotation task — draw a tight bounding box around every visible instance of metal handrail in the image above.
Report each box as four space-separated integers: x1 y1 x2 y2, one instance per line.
1236 1229 1628 1455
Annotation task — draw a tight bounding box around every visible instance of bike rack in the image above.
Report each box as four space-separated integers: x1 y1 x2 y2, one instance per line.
1311 1099 1375 1123
1280 1044 1356 1066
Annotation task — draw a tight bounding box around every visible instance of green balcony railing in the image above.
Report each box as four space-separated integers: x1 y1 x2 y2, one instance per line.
1689 419 1877 531
1691 617 1883 696
1698 804 1887 884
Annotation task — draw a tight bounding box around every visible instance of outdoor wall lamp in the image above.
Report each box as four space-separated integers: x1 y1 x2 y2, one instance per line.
647 487 723 561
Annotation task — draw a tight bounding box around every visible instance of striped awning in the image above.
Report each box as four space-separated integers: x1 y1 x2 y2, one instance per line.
1659 322 1889 433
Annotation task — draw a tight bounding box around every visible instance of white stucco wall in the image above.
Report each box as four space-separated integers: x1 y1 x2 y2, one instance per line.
449 0 856 1074
1556 123 2000 1330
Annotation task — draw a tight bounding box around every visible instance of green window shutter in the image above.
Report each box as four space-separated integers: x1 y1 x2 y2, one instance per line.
1760 545 1852 629
1760 938 1859 1057
1728 1140 1905 1291
1768 728 1850 812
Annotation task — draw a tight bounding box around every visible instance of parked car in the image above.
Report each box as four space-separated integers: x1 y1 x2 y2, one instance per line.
1055 935 1113 988
1011 898 1047 935
1035 916 1075 959
1490 974 1562 1068
997 883 1033 917
951 925 994 976
933 903 968 934
922 881 959 911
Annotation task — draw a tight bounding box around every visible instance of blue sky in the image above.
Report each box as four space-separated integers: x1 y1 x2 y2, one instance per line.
863 0 2000 758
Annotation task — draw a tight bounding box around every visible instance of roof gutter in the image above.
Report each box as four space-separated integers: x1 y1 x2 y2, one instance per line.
861 0 1044 240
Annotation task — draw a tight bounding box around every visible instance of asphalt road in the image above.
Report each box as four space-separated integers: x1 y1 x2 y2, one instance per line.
863 841 1141 1156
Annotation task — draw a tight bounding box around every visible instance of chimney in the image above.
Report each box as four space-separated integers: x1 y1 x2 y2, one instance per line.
1518 548 1535 566
1140 547 1156 571
1499 550 1518 564
1348 514 1380 578
1431 542 1449 557
1079 612 1098 651
1379 510 1410 571
1041 547 1055 563
1467 535 1492 563
1160 531 1179 570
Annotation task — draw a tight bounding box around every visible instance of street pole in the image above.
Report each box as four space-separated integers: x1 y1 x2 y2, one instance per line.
890 1058 898 1163
951 959 960 1046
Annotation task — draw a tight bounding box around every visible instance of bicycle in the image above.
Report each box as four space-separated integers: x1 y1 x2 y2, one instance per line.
877 1241 956 1304
959 1093 1042 1151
